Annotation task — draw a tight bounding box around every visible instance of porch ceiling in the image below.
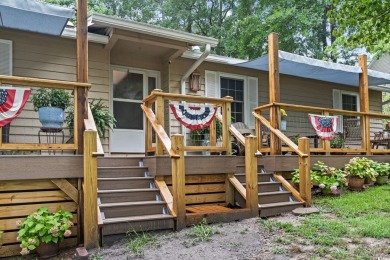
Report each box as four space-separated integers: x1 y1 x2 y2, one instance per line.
236 51 390 88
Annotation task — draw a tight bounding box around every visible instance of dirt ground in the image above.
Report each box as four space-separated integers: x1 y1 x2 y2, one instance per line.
7 212 390 260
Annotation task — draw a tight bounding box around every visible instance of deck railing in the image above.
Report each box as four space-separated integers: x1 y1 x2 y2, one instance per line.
143 89 234 155
0 75 90 153
254 102 390 155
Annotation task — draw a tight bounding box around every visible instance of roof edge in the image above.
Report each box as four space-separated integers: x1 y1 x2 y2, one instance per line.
182 50 247 65
61 28 109 44
91 13 218 47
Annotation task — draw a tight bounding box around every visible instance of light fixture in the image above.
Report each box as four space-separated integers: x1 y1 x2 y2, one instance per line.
189 71 201 92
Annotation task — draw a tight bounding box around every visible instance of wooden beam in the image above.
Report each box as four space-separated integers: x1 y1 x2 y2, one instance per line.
358 55 371 155
298 137 311 206
273 174 305 203
222 96 233 155
76 0 89 154
83 130 99 249
0 75 90 89
228 176 246 199
245 135 259 216
225 173 235 206
155 177 176 217
268 33 281 155
51 179 79 203
171 135 186 230
155 90 165 155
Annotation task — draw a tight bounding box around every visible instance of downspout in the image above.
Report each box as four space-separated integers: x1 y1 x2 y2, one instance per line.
180 44 211 94
180 44 211 148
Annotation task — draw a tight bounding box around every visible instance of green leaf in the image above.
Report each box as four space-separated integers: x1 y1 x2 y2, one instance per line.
35 223 44 231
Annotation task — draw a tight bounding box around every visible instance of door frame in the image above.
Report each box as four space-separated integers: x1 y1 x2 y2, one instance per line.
109 65 160 154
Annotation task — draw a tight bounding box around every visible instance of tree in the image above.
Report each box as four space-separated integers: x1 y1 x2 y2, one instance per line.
329 0 390 59
224 0 334 60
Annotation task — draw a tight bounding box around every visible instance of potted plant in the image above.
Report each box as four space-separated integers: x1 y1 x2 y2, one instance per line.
17 207 73 258
32 88 71 129
280 109 287 132
373 162 390 185
65 99 116 139
345 157 378 191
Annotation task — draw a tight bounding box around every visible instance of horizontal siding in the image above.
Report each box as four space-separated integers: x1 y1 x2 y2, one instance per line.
1 28 110 152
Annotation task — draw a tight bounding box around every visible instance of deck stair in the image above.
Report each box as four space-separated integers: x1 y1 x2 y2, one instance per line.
97 157 174 236
235 165 304 217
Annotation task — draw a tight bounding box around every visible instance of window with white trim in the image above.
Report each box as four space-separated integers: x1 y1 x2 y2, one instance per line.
333 89 360 133
0 39 12 76
205 71 258 128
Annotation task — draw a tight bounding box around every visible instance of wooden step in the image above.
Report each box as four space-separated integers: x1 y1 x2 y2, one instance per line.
235 173 273 183
98 188 160 203
244 182 281 192
98 166 148 178
258 191 292 204
98 177 154 190
236 165 266 173
98 157 143 167
259 201 304 217
100 201 166 218
102 214 174 236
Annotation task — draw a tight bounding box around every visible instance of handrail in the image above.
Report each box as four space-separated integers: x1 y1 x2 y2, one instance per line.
143 90 234 104
255 102 390 119
252 112 308 157
228 175 246 199
141 104 179 158
0 75 91 90
216 113 245 146
84 104 104 156
273 174 305 203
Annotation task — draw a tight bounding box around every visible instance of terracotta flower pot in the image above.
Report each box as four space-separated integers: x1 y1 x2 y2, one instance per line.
375 175 389 185
364 177 375 185
36 242 59 259
348 177 365 191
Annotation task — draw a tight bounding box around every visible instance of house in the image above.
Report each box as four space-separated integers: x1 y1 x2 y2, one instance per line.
2 0 390 257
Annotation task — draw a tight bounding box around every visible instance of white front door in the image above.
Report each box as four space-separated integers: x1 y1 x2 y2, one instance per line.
110 66 159 153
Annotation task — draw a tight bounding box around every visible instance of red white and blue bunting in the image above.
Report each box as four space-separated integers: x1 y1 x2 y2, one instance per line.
169 103 218 131
0 87 31 127
308 114 339 140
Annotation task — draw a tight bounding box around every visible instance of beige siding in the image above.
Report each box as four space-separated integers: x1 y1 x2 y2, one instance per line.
1 28 110 152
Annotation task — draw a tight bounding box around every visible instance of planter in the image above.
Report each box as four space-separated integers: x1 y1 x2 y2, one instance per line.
38 107 64 129
281 119 287 132
375 175 389 185
35 242 59 259
348 177 365 191
364 177 375 185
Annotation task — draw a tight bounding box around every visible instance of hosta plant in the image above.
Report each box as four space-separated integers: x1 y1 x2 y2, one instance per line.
17 207 73 255
345 157 378 180
372 162 390 176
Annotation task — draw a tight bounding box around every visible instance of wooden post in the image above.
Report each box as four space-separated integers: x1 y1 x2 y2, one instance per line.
171 135 186 230
358 55 371 155
83 130 99 249
245 135 259 216
323 111 331 154
255 110 262 149
145 101 153 154
222 96 233 155
210 119 216 147
225 173 235 206
154 90 164 155
298 137 311 206
268 33 282 155
76 0 89 154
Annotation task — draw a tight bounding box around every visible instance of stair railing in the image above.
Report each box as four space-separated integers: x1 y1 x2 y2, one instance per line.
82 103 104 248
142 89 234 155
253 110 310 206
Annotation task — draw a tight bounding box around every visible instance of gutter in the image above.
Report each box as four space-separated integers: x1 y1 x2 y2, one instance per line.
180 44 211 94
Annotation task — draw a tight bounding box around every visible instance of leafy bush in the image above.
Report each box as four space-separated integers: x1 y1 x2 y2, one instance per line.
18 207 73 255
66 99 116 138
292 161 348 194
372 162 390 176
32 88 71 111
345 157 378 180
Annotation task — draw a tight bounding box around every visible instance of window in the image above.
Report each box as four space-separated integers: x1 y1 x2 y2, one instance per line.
205 71 258 128
333 89 359 133
0 39 12 76
220 77 244 123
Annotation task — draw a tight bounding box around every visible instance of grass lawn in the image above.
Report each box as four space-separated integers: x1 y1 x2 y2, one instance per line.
260 185 390 259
